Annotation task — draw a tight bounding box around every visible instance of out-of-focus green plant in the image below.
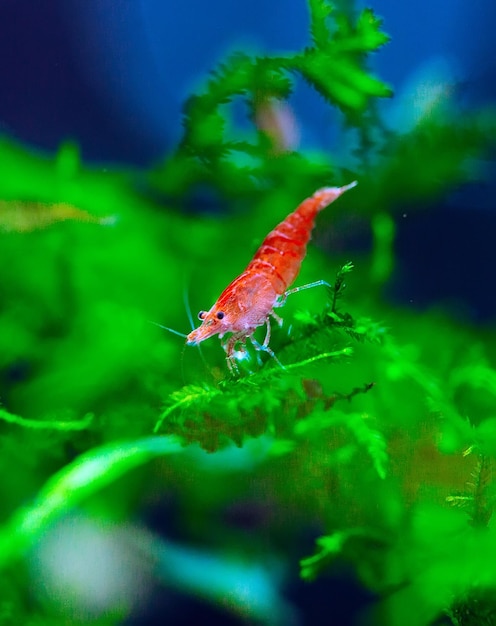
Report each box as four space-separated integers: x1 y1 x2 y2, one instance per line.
0 1 495 625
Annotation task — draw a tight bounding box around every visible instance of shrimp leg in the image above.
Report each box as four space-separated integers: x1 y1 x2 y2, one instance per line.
255 318 284 367
223 319 285 371
276 279 332 307
262 318 272 348
249 334 285 370
223 332 251 373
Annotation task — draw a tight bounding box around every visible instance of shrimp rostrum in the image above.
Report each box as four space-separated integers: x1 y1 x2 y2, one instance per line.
186 182 357 370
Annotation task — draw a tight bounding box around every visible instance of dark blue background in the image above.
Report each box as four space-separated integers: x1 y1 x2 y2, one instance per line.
1 0 494 165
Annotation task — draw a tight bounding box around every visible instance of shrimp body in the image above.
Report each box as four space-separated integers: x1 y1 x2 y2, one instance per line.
186 182 357 366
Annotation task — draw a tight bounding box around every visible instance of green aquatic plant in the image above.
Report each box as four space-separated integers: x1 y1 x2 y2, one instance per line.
0 1 495 625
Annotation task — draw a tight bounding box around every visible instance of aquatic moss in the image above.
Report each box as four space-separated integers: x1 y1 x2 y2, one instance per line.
0 1 495 625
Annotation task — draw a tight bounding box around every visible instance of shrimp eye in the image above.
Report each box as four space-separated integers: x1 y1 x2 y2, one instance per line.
198 311 206 320
216 311 225 320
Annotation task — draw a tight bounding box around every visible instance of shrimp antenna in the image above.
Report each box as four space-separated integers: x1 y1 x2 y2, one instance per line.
182 284 196 331
182 283 212 374
149 321 188 339
149 319 189 386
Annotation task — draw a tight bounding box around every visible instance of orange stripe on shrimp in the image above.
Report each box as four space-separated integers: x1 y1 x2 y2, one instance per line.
187 182 357 370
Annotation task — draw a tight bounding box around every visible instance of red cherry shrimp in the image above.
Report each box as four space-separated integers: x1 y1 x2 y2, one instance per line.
186 182 357 371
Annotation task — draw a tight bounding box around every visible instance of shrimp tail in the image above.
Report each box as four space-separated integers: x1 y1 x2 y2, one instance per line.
248 182 357 292
295 181 358 219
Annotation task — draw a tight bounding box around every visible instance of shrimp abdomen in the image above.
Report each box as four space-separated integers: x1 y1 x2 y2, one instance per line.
247 183 357 294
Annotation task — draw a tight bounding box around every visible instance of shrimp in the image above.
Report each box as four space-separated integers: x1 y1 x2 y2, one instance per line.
186 182 357 370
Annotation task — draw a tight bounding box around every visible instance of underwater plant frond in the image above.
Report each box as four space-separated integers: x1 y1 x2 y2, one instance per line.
300 529 360 581
156 1 392 197
287 262 386 348
0 200 115 233
371 212 396 284
278 347 353 372
329 260 354 313
0 436 185 568
450 353 496 400
297 4 392 117
271 263 385 360
155 345 369 450
0 407 93 431
179 53 292 158
359 110 496 217
297 48 392 114
345 411 388 479
307 0 334 50
300 527 386 581
294 408 387 479
353 8 391 52
447 454 494 528
153 384 222 434
447 588 496 626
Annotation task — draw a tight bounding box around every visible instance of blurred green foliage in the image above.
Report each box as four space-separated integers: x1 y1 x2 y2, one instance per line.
0 1 496 625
